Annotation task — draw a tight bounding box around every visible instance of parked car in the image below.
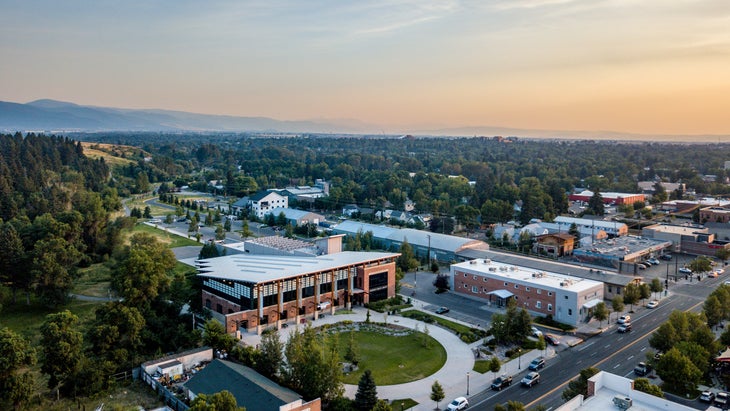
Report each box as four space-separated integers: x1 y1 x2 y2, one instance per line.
633 362 652 376
435 306 450 314
618 323 632 333
709 271 720 278
447 397 469 410
531 326 543 338
679 267 693 274
528 357 546 371
700 391 716 403
646 300 659 309
545 334 561 346
637 263 647 269
647 258 660 265
660 254 672 260
618 315 631 324
491 374 513 390
521 372 540 387
716 392 729 408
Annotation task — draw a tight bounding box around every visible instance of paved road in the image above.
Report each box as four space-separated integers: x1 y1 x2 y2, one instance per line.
401 261 725 410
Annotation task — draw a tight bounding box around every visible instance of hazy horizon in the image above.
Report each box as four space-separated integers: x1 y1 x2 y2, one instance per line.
2 1 729 137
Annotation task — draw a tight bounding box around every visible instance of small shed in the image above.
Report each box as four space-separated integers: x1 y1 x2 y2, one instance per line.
157 360 183 379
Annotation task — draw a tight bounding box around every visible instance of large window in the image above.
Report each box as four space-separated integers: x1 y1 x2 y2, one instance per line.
369 272 388 289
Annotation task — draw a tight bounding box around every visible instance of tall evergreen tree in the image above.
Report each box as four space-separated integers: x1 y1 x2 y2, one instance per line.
355 369 378 411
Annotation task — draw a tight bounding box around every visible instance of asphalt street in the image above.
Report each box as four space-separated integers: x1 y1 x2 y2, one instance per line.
401 259 725 411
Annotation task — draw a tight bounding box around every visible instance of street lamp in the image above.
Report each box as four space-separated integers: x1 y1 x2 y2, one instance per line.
466 371 470 396
517 348 522 370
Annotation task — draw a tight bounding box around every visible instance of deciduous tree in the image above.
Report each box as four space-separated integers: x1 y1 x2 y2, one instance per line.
40 310 83 398
189 390 245 411
112 232 176 308
0 327 36 410
592 302 609 327
430 380 445 409
634 378 664 398
258 330 284 379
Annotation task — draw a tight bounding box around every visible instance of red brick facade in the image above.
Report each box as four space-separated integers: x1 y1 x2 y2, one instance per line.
453 269 558 316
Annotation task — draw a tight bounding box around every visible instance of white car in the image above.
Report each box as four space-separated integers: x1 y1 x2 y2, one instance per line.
531 326 543 337
618 315 631 324
679 267 692 274
447 397 469 410
521 372 540 387
646 300 659 309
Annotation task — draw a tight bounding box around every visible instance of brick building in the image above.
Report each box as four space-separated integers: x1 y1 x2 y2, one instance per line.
569 190 645 206
450 259 604 326
197 251 399 335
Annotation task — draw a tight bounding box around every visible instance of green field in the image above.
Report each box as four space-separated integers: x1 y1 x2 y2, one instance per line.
338 329 446 385
131 223 202 247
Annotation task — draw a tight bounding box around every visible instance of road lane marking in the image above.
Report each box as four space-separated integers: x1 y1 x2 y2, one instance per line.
525 299 705 409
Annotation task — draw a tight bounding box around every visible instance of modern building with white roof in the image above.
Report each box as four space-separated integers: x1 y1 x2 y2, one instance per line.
197 250 399 335
553 216 628 237
450 258 604 326
332 221 489 263
557 371 695 411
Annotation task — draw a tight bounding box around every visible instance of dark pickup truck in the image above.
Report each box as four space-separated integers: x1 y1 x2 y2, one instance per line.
491 374 513 390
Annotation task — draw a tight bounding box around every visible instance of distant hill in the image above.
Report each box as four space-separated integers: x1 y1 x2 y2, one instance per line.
2 99 729 142
0 99 369 134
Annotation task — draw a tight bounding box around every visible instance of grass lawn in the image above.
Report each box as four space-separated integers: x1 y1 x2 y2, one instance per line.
74 263 113 297
400 310 485 343
131 223 201 248
0 298 101 344
473 360 494 374
390 398 418 410
338 330 446 385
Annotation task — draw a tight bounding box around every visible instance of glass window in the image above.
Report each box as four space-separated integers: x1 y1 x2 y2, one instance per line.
568 309 573 315
548 304 552 311
472 286 478 293
536 301 542 308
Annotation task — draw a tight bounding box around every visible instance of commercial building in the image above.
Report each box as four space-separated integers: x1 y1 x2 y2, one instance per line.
558 371 695 411
332 221 489 263
197 250 399 335
572 235 672 271
141 348 321 411
450 259 604 326
569 190 645 206
552 216 628 237
642 223 730 256
700 206 730 223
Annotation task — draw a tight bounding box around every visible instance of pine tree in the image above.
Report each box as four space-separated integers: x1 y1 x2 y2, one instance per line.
355 369 378 411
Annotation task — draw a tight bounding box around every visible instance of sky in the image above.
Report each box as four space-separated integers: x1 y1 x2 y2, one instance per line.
2 0 730 136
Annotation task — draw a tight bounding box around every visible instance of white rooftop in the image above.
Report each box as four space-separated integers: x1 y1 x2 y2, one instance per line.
554 216 627 231
557 371 695 411
196 251 399 283
643 224 708 235
452 258 602 293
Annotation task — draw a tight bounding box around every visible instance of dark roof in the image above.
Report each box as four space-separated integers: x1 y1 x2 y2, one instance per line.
249 191 283 202
184 359 300 411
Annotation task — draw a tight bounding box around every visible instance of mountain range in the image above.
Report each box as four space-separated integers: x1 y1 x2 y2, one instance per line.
1 99 728 142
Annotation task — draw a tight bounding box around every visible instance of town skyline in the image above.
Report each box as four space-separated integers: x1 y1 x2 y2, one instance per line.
2 1 729 137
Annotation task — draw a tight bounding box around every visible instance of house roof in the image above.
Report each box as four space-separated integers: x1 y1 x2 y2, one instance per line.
249 191 285 202
184 359 300 411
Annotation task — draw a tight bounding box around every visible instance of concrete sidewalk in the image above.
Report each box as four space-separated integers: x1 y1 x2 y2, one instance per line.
240 305 555 410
